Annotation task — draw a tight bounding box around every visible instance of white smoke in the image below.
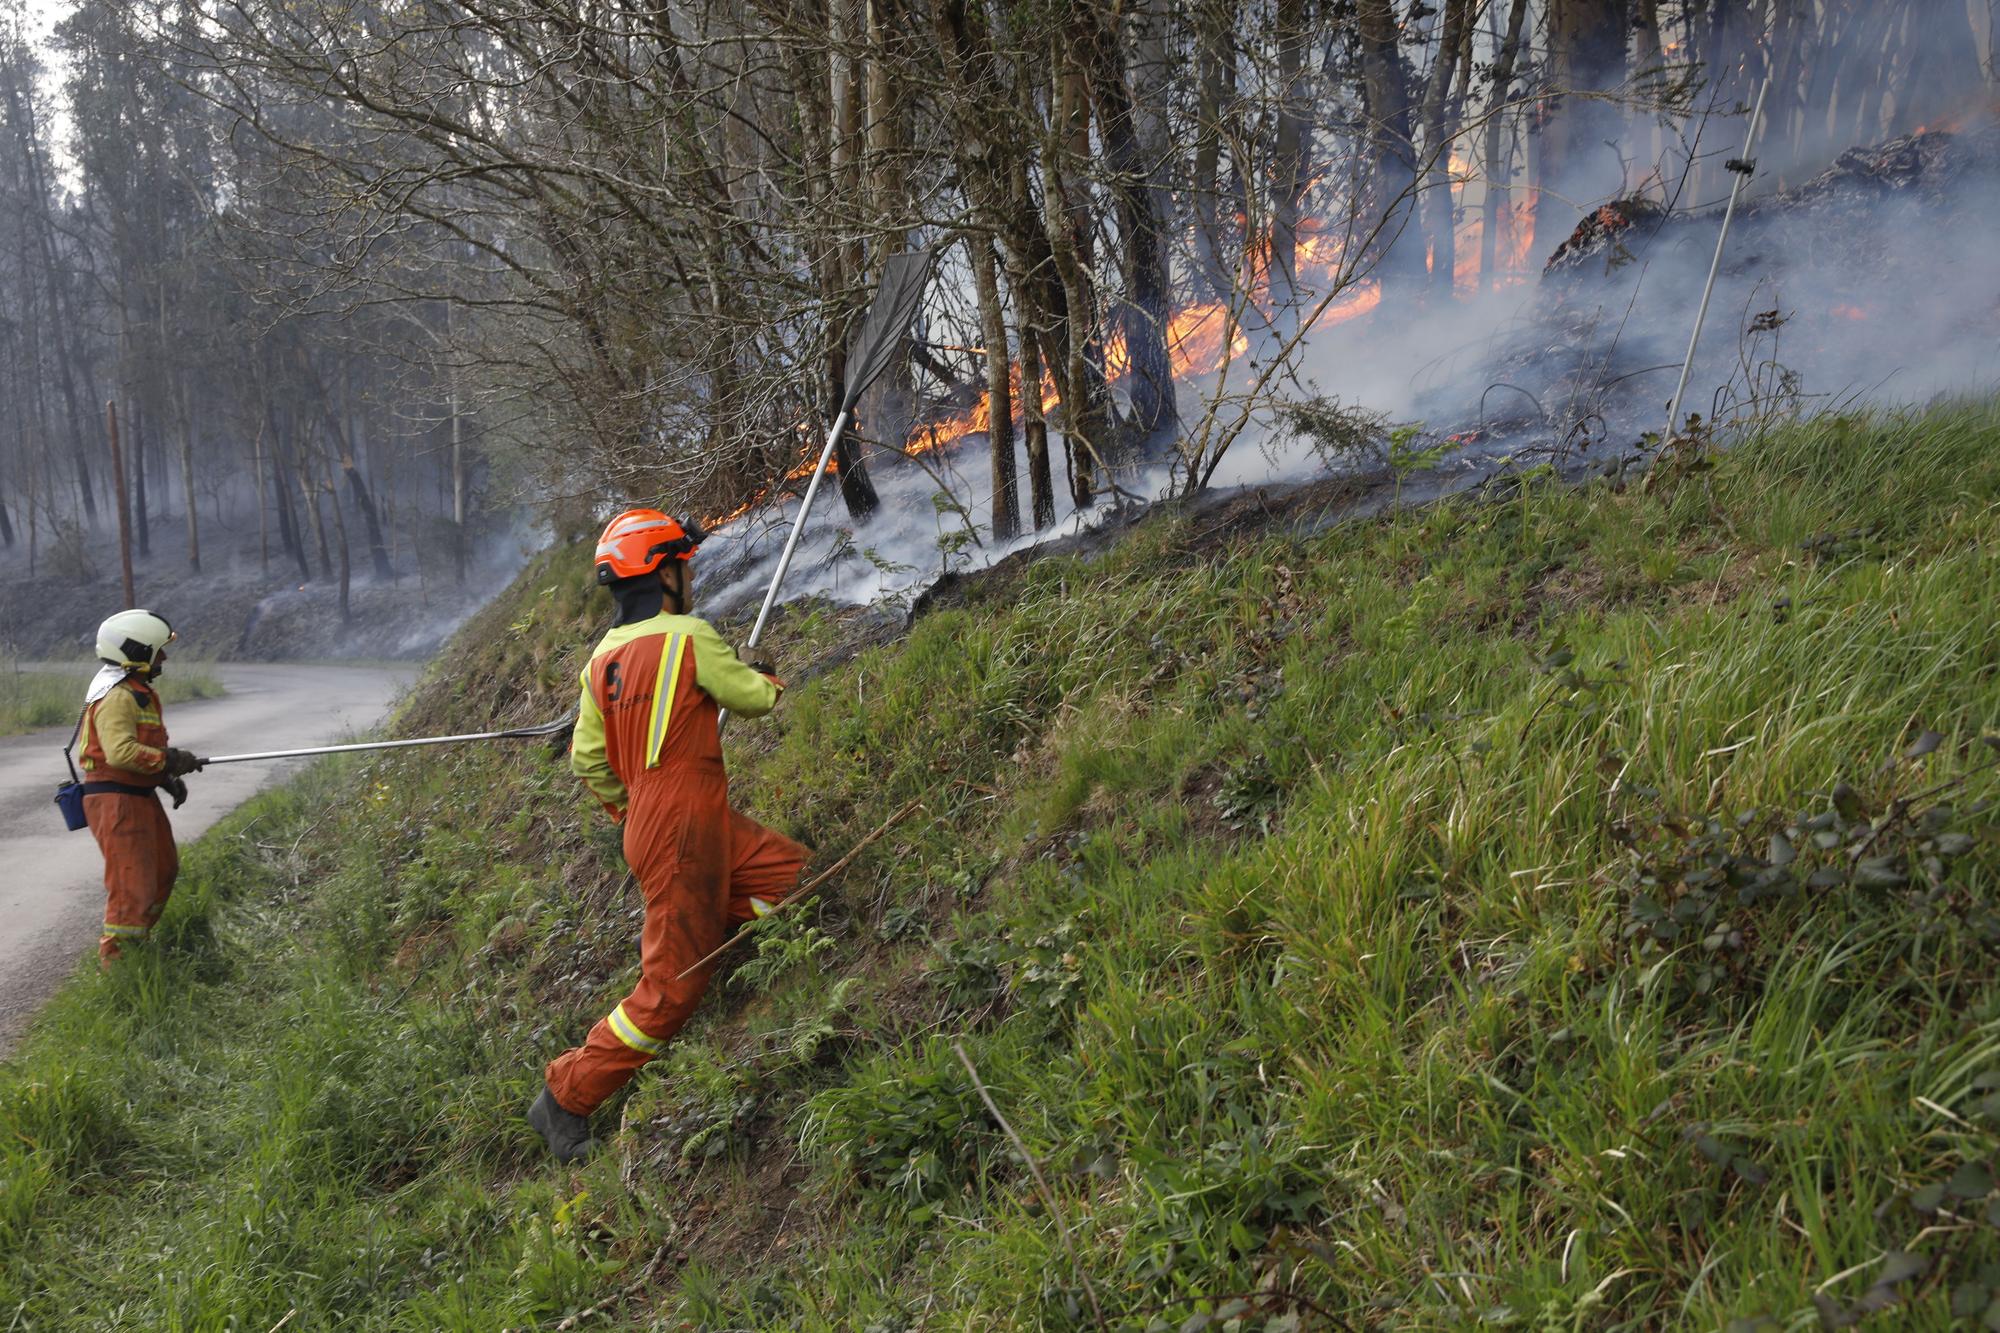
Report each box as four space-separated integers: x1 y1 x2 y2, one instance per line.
693 118 2000 624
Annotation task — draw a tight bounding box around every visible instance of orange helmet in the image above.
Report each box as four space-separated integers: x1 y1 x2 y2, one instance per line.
593 508 704 585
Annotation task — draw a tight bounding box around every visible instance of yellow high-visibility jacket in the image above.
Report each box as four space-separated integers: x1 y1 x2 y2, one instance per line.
570 613 778 815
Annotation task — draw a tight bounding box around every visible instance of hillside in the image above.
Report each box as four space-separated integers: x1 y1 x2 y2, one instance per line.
5 403 2000 1329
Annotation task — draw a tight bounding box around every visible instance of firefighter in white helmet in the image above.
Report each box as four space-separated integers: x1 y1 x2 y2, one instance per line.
78 610 202 965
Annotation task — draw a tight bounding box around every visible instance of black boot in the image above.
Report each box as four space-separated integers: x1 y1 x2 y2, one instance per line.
528 1086 596 1163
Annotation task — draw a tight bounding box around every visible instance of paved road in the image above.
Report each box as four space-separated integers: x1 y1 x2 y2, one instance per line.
0 663 417 1057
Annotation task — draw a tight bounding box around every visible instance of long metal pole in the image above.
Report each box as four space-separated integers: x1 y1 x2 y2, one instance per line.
715 404 854 731
1664 75 1771 440
742 404 852 653
203 720 571 766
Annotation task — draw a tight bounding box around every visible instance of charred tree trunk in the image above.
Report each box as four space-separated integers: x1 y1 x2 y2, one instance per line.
1018 322 1055 529
826 0 881 520
969 235 1019 541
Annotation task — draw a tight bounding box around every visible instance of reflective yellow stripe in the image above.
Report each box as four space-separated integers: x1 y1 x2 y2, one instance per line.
606 1002 666 1055
749 898 776 918
644 633 687 769
101 923 149 938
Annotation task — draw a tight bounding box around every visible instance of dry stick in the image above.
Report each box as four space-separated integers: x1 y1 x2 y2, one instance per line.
953 1041 1107 1328
671 798 925 982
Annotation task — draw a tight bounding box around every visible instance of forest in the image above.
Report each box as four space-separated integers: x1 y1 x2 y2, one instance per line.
1 0 1988 612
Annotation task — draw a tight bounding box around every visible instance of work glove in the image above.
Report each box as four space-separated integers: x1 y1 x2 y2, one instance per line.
747 658 777 678
162 775 189 810
163 747 205 777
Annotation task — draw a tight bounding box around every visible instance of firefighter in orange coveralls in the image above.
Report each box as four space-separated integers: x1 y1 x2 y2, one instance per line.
79 610 204 966
529 509 808 1162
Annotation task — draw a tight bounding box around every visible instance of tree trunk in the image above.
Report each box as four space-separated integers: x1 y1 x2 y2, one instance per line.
297 433 331 581
322 451 352 623
131 398 150 557
1540 0 1632 254
1417 0 1477 296
252 415 269 575
171 375 200 573
969 235 1019 541
1085 3 1177 447
1015 303 1057 530
1356 0 1428 296
1191 0 1238 301
269 420 309 581
449 364 467 585
1042 53 1114 505
1482 0 1533 288
1269 0 1311 321
1897 0 1984 130
302 357 396 580
827 0 881 520
0 71 98 526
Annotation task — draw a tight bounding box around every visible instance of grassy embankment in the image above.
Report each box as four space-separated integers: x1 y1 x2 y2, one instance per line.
5 403 2000 1329
0 658 224 736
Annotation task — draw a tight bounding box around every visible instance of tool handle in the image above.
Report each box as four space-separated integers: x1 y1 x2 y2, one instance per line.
202 716 573 765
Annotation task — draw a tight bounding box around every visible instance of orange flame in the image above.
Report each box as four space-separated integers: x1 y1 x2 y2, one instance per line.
712 189 1536 528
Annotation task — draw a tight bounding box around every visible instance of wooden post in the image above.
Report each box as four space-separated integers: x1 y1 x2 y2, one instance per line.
104 400 136 609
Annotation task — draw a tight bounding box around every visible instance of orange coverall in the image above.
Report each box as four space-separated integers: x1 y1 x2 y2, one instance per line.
544 613 807 1116
78 675 178 963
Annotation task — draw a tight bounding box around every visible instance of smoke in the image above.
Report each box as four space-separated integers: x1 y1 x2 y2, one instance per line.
690 113 2000 626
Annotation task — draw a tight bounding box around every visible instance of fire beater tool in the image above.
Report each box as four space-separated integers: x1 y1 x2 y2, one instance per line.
720 248 937 728
1663 75 1772 441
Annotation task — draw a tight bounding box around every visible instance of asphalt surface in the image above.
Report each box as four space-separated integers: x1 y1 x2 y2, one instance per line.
0 662 417 1057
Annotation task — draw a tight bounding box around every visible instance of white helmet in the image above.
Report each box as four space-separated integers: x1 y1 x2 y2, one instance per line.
95 609 176 670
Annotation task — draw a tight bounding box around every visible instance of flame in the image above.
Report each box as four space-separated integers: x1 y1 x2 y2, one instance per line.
704 199 1426 530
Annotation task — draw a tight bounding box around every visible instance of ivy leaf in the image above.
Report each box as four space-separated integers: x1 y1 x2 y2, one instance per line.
1876 1250 1930 1288
1853 857 1909 890
1950 1161 1996 1200
1768 832 1796 866
1831 783 1868 822
1906 730 1945 759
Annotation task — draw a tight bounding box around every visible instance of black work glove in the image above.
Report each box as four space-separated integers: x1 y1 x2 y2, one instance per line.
163 747 205 777
162 775 189 810
748 658 777 678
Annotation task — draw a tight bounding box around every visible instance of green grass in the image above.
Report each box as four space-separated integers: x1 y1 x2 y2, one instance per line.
5 403 2000 1329
0 658 225 735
